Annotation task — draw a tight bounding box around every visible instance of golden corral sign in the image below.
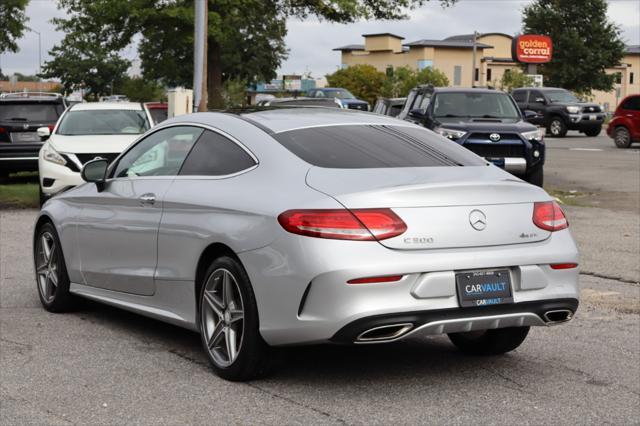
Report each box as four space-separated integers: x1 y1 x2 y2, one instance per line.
511 35 553 64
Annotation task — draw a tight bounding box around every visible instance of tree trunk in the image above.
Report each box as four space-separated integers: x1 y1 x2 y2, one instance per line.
207 40 224 109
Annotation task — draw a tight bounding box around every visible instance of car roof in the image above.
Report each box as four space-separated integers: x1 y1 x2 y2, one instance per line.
240 107 410 134
70 102 144 111
516 87 565 91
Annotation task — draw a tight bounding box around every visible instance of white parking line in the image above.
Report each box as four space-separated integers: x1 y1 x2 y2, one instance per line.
568 148 604 152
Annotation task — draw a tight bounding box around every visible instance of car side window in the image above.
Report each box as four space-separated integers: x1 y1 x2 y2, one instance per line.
512 90 527 103
179 130 256 176
314 91 325 98
113 126 204 178
530 91 545 104
622 96 640 111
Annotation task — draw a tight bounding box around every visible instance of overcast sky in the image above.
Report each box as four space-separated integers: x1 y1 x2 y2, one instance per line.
1 0 638 79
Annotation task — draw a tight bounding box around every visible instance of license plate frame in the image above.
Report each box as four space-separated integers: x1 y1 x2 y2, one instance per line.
455 269 513 308
11 132 40 142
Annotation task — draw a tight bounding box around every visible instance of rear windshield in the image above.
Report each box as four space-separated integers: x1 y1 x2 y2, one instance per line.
273 125 486 168
57 109 150 135
0 103 64 122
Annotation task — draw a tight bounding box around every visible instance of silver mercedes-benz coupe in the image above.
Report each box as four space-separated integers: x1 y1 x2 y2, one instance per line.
34 108 579 381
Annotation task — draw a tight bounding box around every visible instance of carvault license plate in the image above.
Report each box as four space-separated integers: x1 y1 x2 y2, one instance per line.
456 269 513 307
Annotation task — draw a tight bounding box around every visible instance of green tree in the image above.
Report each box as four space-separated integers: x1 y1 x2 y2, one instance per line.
326 64 387 105
522 0 625 95
46 0 456 107
0 0 29 54
381 66 449 98
40 29 130 99
118 76 165 102
499 69 534 92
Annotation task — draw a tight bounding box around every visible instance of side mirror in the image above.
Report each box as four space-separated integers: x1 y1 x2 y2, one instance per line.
37 127 51 141
523 110 537 120
408 108 426 119
81 158 108 189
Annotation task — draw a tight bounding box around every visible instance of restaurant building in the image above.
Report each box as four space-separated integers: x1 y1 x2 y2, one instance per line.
334 33 639 111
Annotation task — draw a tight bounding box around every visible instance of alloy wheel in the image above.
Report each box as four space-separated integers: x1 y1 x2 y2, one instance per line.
201 268 245 367
36 232 59 303
550 120 561 136
615 128 630 147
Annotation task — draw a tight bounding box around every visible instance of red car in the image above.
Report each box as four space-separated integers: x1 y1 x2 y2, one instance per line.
607 94 640 148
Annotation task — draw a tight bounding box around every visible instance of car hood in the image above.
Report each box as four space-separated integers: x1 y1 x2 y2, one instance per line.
49 134 141 154
340 99 369 105
435 120 537 133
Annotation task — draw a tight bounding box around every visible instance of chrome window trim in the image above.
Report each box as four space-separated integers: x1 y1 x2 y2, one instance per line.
107 121 260 181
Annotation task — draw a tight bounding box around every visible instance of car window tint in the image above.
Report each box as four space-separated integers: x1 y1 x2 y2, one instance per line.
622 96 640 111
530 91 545 103
179 130 256 176
273 125 486 168
512 90 527 103
113 126 203 178
0 103 63 121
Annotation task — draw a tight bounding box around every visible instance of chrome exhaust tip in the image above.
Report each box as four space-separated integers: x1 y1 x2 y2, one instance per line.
543 309 573 324
356 323 414 343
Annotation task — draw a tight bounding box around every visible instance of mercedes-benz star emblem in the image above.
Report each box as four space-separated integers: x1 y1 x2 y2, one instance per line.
489 133 501 142
469 209 487 231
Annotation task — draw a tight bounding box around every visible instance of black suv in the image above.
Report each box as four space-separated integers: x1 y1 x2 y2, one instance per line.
0 92 67 177
512 87 605 137
401 86 545 186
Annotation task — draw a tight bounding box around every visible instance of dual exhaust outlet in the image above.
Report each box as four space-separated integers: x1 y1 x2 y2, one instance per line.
355 309 574 343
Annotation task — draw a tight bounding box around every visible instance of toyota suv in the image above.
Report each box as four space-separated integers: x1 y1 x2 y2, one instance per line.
512 87 605 137
401 86 545 186
0 92 67 178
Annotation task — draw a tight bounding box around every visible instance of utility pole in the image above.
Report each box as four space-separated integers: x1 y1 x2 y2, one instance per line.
32 30 42 92
471 31 478 88
193 0 208 112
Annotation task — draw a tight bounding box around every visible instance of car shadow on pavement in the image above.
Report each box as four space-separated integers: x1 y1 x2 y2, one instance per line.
76 299 522 384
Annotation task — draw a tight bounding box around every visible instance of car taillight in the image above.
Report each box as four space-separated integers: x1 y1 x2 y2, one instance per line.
47 125 55 132
533 201 568 231
550 263 578 270
277 208 407 241
0 127 5 133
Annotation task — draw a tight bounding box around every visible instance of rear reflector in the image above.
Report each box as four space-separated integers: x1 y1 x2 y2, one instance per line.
533 201 568 232
348 275 403 284
550 263 578 270
277 208 407 241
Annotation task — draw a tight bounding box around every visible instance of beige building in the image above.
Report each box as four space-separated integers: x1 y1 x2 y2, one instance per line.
334 33 639 111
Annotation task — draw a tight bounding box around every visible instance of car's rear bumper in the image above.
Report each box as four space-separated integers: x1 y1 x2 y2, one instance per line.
240 229 579 346
0 143 42 172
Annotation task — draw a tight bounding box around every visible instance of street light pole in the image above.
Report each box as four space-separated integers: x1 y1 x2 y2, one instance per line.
32 30 42 91
193 0 208 112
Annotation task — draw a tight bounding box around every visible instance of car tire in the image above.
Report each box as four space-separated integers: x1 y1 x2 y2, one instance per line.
613 126 632 148
548 117 568 137
34 222 78 312
448 326 530 355
584 126 602 137
198 256 274 381
524 165 544 187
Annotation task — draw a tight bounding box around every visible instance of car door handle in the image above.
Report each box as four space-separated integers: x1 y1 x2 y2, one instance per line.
139 193 156 205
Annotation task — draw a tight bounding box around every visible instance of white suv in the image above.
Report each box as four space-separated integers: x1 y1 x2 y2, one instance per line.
38 102 152 204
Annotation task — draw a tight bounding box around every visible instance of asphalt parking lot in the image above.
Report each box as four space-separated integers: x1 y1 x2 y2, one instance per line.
1 131 639 425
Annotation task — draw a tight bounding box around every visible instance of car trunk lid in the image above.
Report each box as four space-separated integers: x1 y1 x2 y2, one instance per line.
306 166 551 250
